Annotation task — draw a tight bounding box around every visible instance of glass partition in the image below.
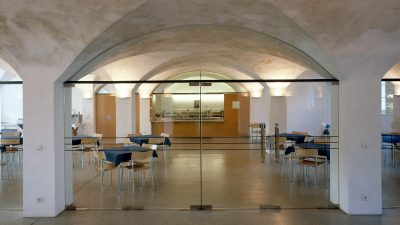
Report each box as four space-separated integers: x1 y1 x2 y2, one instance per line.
201 81 339 209
64 82 202 209
64 79 339 210
380 81 400 208
0 83 23 209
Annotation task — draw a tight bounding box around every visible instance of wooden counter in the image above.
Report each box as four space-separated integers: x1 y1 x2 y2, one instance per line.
151 93 249 137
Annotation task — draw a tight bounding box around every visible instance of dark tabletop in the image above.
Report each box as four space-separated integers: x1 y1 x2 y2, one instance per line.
277 133 307 144
296 142 330 160
129 135 172 146
102 145 150 165
70 135 98 145
382 133 400 144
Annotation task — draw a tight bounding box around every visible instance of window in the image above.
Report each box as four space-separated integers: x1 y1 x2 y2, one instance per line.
381 81 394 115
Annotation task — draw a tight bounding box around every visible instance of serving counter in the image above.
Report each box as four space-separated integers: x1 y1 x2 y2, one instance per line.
151 93 250 137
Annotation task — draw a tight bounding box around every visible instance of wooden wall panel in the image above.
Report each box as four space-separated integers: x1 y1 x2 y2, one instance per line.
239 94 250 135
95 94 116 139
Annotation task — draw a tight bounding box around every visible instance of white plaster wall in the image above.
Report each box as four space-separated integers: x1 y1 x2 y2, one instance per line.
81 99 94 135
71 88 95 135
139 98 151 134
286 82 331 136
1 84 23 124
269 96 287 134
71 88 82 115
116 97 132 137
250 88 269 133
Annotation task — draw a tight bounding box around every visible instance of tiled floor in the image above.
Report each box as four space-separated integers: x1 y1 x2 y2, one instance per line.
71 138 331 209
2 209 400 225
1 140 400 224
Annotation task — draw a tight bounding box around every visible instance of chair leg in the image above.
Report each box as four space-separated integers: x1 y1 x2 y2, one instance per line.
91 158 95 189
314 167 317 189
108 170 112 186
392 146 395 168
100 170 104 193
150 165 155 191
325 163 328 185
132 168 136 193
141 171 144 188
81 151 84 170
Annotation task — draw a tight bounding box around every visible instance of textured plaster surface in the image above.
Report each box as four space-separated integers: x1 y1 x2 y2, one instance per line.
0 0 398 81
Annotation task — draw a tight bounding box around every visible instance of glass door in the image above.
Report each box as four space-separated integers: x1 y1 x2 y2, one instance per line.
200 81 339 209
64 80 203 209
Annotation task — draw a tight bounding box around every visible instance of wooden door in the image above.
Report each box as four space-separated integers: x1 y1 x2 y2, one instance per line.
95 94 116 139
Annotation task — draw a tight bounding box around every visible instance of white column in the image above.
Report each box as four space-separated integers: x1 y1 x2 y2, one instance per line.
82 98 94 135
116 97 132 137
23 79 65 217
330 82 339 204
139 98 151 134
339 75 382 214
132 94 138 134
269 96 287 133
250 88 269 131
64 87 73 206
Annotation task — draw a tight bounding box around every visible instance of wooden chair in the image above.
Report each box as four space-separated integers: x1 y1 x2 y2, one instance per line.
75 137 100 169
1 138 21 168
295 148 328 189
91 151 116 193
0 131 21 137
149 137 169 164
101 143 124 149
291 131 308 135
249 123 261 143
128 133 142 137
119 138 136 146
0 138 20 186
121 144 158 191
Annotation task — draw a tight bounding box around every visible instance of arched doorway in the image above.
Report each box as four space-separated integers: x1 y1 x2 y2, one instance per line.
381 61 400 208
64 64 339 209
0 58 23 210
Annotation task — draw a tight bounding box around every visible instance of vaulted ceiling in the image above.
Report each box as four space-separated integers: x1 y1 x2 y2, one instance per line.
0 0 398 82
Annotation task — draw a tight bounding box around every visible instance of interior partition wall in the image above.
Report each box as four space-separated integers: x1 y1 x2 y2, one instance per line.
63 78 339 210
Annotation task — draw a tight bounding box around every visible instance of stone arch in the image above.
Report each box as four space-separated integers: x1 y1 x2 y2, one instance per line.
58 0 342 83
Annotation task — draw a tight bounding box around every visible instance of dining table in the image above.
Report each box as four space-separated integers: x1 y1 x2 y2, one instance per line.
129 134 172 146
0 136 23 153
102 145 151 165
381 133 400 167
296 142 330 160
102 145 152 193
70 135 99 146
277 133 308 144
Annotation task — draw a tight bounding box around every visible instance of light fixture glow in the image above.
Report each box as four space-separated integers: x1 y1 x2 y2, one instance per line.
115 83 134 98
250 90 263 98
76 84 93 99
392 81 400 96
267 82 291 96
